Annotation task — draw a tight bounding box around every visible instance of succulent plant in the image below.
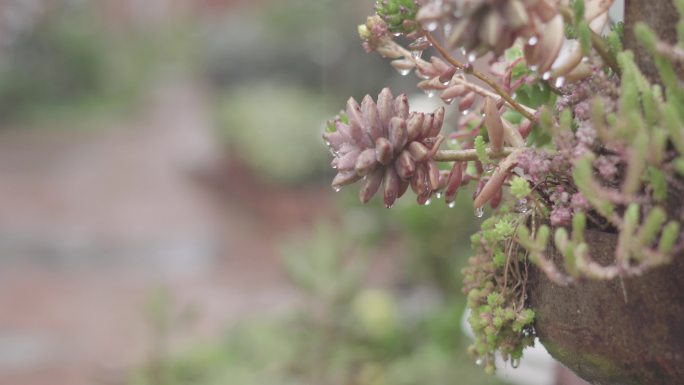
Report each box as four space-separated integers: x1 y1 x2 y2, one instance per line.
374 0 420 35
324 88 446 207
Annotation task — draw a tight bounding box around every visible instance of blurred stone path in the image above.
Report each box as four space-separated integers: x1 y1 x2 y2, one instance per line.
0 83 328 385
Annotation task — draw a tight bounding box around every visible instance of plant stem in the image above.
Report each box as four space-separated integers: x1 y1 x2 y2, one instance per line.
425 33 537 122
433 147 515 162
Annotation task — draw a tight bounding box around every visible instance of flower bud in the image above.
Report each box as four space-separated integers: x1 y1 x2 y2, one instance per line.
396 150 416 180
406 113 424 141
411 164 429 195
377 88 394 134
430 107 445 137
445 161 463 203
361 95 383 141
441 84 468 100
427 161 441 190
458 92 477 112
359 168 383 203
421 113 434 138
355 148 378 176
383 167 400 208
484 97 504 153
375 137 394 165
347 97 372 147
394 94 409 120
332 170 362 189
388 117 408 152
408 141 429 162
335 149 361 171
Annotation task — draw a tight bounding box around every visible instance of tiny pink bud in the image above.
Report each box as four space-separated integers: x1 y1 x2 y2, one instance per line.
388 117 408 152
445 161 463 203
427 161 441 190
430 107 445 137
406 113 425 141
438 66 457 84
323 131 346 150
398 179 410 199
394 94 409 120
335 149 361 171
484 97 504 153
396 150 416 180
377 88 394 135
458 92 477 112
361 95 383 141
440 84 468 100
375 137 394 165
383 167 400 208
332 170 362 188
355 148 378 176
359 168 383 203
346 98 372 147
420 113 434 138
408 141 430 162
411 164 429 195
473 168 509 209
416 191 433 205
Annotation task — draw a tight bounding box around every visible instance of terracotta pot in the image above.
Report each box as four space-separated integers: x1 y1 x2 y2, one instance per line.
528 229 684 385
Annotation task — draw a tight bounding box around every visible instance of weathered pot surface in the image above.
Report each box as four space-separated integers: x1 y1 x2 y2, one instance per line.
528 229 684 385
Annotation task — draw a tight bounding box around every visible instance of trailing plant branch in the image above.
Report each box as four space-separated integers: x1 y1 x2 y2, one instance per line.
433 147 515 162
558 5 622 75
424 32 537 122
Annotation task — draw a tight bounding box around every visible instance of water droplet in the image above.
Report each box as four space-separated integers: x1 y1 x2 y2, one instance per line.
443 98 454 105
324 140 331 147
436 192 442 199
527 36 539 46
397 67 412 76
511 358 520 369
461 109 470 116
423 20 438 32
582 56 589 63
542 71 551 81
530 65 539 72
424 198 432 206
554 76 566 88
332 164 338 169
333 186 341 192
385 203 394 209
475 358 484 366
460 47 467 56
468 53 477 63
448 201 456 208
424 89 436 98
443 23 453 37
515 198 529 213
475 207 484 218
392 32 402 37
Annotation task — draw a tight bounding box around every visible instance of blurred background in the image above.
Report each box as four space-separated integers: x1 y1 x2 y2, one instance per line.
0 1 584 384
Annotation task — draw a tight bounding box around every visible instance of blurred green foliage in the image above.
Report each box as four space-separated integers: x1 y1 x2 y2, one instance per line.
216 82 331 184
0 2 184 126
131 190 499 385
